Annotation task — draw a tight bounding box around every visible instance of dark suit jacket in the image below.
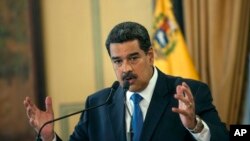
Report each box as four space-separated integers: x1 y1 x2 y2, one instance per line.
58 69 229 141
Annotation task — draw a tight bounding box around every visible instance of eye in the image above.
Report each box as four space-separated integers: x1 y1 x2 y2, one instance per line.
131 56 138 60
129 56 139 63
113 59 122 65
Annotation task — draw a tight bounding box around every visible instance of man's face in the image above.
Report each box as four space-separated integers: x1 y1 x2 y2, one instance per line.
110 40 154 92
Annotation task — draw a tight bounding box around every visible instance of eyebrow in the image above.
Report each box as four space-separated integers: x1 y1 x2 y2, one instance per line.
111 52 140 60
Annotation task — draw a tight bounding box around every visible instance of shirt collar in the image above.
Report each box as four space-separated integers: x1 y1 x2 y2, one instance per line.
126 67 158 102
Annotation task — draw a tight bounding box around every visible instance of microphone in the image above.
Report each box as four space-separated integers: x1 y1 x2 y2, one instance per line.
123 80 131 117
123 80 130 107
123 80 130 94
122 81 133 141
36 81 120 141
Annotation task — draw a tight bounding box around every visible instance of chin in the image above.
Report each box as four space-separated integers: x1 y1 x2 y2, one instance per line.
129 85 142 92
128 85 136 92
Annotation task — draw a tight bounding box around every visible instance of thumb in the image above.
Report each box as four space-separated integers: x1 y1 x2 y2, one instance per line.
45 96 53 114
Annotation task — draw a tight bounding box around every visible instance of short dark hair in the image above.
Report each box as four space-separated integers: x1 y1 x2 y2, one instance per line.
105 21 151 56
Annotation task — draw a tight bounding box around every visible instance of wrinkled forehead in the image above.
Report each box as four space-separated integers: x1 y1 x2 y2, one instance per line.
109 40 143 57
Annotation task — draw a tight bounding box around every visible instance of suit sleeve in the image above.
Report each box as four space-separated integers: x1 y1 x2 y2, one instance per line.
193 82 229 141
68 97 90 141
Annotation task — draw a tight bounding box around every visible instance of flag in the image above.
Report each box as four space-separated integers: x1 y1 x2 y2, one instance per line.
152 0 199 80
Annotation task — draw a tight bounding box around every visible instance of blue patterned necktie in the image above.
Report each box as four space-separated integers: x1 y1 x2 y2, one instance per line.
130 93 143 141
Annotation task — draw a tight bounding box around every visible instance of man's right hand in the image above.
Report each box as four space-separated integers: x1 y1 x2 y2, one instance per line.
23 96 55 141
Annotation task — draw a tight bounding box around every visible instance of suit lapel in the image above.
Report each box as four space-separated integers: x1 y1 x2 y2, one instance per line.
140 70 176 141
107 87 126 141
106 70 179 141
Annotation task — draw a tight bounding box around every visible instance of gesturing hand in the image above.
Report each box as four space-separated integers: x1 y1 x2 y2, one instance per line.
23 96 55 141
172 82 197 129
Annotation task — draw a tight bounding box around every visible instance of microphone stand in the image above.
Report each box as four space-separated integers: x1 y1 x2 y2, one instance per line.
36 104 103 141
36 81 120 141
123 81 133 141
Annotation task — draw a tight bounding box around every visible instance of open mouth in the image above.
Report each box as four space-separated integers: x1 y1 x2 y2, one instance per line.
125 77 136 84
122 72 137 84
125 76 134 81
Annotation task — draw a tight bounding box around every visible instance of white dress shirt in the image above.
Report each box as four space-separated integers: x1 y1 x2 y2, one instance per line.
125 67 211 141
53 67 211 141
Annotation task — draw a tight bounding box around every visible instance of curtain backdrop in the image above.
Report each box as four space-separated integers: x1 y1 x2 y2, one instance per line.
183 0 250 125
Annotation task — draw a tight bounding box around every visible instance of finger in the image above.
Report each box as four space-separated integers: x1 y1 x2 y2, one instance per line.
176 85 189 100
175 86 193 107
27 106 34 118
174 94 191 107
29 118 40 131
45 96 53 114
24 97 36 109
29 117 37 127
182 82 193 100
24 97 39 117
23 96 31 107
172 107 189 116
182 82 190 89
176 85 183 96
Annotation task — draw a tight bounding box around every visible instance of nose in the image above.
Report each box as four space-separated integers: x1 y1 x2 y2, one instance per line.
122 60 132 73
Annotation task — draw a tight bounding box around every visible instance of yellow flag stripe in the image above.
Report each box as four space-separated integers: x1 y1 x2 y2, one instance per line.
153 0 199 80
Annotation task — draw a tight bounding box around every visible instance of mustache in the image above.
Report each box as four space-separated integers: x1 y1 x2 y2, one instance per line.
122 71 137 80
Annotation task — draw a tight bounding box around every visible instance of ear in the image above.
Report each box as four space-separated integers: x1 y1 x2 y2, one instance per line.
147 47 154 64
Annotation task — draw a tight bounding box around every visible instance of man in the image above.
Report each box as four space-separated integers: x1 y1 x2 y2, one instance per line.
24 21 229 141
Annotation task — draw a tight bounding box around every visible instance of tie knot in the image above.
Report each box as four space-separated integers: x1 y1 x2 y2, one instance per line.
130 93 143 104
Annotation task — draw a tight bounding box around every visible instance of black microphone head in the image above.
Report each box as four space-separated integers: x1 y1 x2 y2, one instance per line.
112 81 120 90
123 80 130 91
106 81 120 104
